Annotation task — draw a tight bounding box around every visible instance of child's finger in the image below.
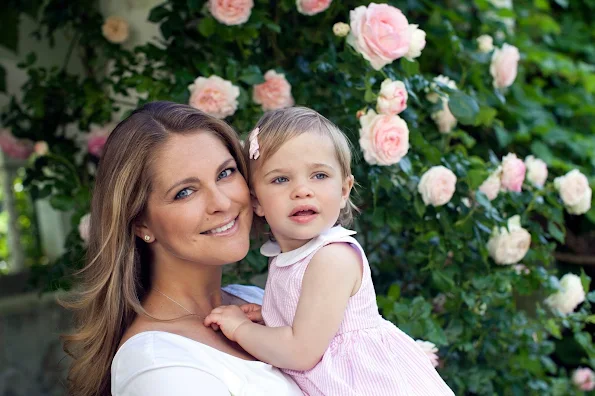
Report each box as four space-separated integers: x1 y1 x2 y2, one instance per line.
210 323 220 331
204 313 220 327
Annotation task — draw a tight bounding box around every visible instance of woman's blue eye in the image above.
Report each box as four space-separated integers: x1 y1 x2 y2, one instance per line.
218 167 236 181
273 176 289 184
175 188 194 200
314 173 327 180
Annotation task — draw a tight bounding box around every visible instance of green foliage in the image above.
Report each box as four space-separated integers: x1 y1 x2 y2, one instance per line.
1 0 594 394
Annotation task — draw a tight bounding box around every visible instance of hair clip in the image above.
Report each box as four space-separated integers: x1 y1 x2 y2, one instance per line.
249 127 260 160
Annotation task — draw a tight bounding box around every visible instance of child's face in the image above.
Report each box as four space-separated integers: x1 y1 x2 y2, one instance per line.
251 132 353 252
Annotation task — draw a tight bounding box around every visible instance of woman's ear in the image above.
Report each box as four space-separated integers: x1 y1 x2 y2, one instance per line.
251 192 265 217
340 175 355 209
134 218 154 243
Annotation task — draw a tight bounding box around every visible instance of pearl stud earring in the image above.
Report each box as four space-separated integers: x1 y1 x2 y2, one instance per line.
144 235 150 242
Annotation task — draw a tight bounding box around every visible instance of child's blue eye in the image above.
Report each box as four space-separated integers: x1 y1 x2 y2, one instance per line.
314 173 328 180
272 176 289 184
218 167 236 181
175 188 194 200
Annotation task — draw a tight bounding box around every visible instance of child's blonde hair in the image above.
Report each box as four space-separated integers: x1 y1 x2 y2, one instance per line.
246 106 357 226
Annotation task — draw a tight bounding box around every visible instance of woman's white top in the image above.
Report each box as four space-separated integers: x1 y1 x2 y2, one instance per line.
111 285 303 395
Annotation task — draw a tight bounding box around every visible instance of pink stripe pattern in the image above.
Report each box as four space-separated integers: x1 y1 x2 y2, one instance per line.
261 226 455 396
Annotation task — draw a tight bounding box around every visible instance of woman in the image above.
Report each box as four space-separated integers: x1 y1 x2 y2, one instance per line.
63 102 302 395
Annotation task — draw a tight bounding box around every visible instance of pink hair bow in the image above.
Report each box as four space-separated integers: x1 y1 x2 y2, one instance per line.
249 127 260 160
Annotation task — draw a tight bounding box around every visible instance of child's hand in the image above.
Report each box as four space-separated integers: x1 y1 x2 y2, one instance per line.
240 303 264 324
204 305 252 341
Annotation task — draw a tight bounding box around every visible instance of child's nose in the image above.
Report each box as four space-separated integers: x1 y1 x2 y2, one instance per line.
291 184 314 199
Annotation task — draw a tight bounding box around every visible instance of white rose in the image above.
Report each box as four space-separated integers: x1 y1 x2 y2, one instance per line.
554 169 592 215
476 35 494 53
487 215 531 265
545 273 586 315
431 99 457 134
332 22 350 37
78 213 91 245
415 340 439 368
418 166 457 207
426 75 457 103
524 155 548 188
478 167 502 201
404 24 426 61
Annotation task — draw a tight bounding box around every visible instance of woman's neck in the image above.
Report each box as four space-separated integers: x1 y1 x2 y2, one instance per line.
149 258 225 317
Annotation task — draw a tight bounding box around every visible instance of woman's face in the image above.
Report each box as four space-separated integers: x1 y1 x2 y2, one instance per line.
140 131 252 266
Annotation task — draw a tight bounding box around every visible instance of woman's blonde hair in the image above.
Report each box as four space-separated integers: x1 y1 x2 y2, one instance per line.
247 106 357 226
61 101 247 396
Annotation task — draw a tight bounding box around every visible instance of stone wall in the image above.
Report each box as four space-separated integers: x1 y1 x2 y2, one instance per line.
0 290 71 396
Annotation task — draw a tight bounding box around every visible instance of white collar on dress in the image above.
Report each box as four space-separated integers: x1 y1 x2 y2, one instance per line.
260 226 357 267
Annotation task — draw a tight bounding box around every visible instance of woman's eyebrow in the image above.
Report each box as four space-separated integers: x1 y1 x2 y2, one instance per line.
164 158 236 196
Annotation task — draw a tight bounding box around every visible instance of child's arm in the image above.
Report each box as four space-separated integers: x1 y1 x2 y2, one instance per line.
204 243 362 371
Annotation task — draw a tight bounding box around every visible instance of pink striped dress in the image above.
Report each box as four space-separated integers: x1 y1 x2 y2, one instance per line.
260 226 454 396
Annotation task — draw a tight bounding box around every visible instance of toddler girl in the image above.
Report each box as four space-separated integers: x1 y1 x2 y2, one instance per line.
205 107 454 396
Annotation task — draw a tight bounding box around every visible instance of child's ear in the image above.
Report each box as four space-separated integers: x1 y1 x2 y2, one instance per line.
251 192 265 217
340 175 355 209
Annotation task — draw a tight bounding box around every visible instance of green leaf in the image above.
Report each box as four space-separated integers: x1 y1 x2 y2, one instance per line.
547 221 565 243
364 87 376 103
432 271 455 291
448 91 479 125
580 268 591 296
238 65 264 85
0 65 5 93
388 284 400 300
414 195 426 217
545 319 562 339
187 0 201 12
49 194 75 212
400 58 419 77
198 17 217 37
148 4 170 23
585 315 595 324
0 8 19 53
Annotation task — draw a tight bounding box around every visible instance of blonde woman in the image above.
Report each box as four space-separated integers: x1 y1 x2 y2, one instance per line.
63 102 302 396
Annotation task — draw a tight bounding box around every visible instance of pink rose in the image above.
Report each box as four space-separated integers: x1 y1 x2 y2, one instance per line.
404 24 426 61
208 0 254 26
347 3 411 70
376 79 407 115
524 155 548 188
500 153 526 192
479 167 502 201
490 43 520 89
253 70 294 111
78 213 91 244
431 100 457 134
87 125 113 157
415 340 440 368
573 368 595 391
296 0 332 16
102 16 129 44
0 128 34 160
554 169 592 215
358 109 409 166
418 166 457 207
188 75 240 119
34 141 49 156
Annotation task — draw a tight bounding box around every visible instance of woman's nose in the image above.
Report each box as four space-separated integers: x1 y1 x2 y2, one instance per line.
206 186 232 214
291 183 314 200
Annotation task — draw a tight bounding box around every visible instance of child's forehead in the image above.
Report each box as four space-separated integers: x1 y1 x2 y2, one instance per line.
267 132 336 160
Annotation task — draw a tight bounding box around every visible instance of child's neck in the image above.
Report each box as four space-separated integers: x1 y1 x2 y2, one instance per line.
277 237 315 253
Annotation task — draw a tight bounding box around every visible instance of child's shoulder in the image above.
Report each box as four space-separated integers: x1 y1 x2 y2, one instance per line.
310 240 363 269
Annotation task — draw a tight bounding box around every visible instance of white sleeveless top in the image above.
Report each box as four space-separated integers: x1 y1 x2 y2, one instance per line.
111 285 303 396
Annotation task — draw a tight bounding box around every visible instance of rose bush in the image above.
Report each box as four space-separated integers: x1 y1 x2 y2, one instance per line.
1 0 594 394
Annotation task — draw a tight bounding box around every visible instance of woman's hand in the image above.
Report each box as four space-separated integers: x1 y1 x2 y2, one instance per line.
240 303 264 324
204 305 252 341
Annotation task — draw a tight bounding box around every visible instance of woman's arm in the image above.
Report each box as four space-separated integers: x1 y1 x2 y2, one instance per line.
205 243 362 371
118 366 229 395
